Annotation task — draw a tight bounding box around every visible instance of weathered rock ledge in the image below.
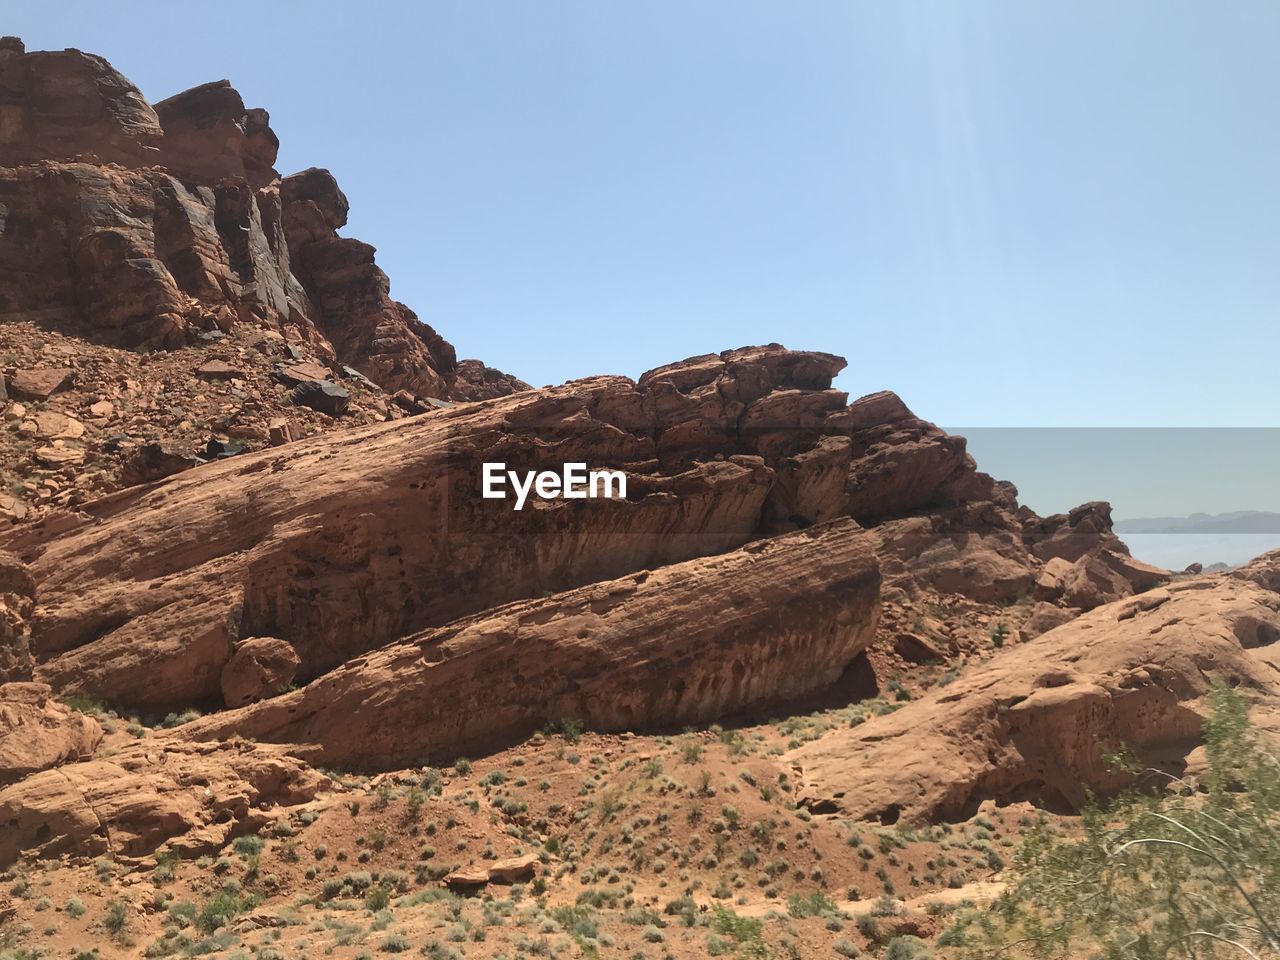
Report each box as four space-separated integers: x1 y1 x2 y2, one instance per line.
177 519 881 767
788 553 1280 825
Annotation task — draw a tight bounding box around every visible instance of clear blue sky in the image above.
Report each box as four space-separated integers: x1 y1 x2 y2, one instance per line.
8 1 1280 429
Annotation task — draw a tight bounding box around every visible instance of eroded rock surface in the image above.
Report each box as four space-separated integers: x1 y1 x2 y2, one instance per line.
0 39 161 167
451 358 533 401
14 347 860 709
280 167 460 396
0 551 34 682
178 519 881 766
220 637 300 708
0 38 515 398
0 738 324 866
5 343 1150 718
788 563 1280 825
0 681 100 784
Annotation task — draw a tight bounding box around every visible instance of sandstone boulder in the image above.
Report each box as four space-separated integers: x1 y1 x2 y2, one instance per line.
893 632 946 664
196 360 246 381
443 866 491 891
220 637 300 708
267 418 296 446
273 361 333 387
9 368 74 400
32 411 84 439
1059 552 1136 610
488 853 540 884
0 682 101 784
446 854 540 891
1100 547 1169 593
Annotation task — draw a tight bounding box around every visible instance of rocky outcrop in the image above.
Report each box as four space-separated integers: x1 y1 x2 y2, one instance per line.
839 390 996 523
445 854 540 891
788 563 1280 825
177 519 880 767
870 491 1164 608
11 346 863 710
4 342 1152 713
0 551 34 682
1023 501 1168 610
153 80 279 189
821 393 1148 607
0 161 287 348
871 500 1036 603
0 39 516 398
220 637 300 708
1023 501 1124 563
279 167 460 396
0 39 161 166
1233 549 1280 592
0 681 100 784
452 359 533 401
0 738 324 866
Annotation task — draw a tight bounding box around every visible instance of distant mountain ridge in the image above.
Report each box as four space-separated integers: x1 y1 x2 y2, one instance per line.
1115 511 1280 534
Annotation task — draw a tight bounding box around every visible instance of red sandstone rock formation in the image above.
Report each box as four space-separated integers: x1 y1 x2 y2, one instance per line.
0 681 101 785
0 738 324 865
280 167 466 396
0 37 518 399
220 637 300 708
0 39 161 167
788 556 1280 825
3 344 1145 716
10 347 856 709
452 358 533 401
0 551 34 683
177 519 881 767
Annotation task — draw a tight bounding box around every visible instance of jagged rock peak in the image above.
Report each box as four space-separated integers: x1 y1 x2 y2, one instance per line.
0 38 522 401
0 39 162 166
154 79 280 188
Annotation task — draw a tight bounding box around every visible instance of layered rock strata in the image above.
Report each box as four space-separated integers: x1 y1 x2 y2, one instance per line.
178 519 882 767
0 38 519 397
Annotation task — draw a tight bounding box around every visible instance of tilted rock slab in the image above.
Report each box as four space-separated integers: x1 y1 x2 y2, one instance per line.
13 348 856 709
7 343 1037 713
0 738 325 866
177 519 880 768
788 561 1280 825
